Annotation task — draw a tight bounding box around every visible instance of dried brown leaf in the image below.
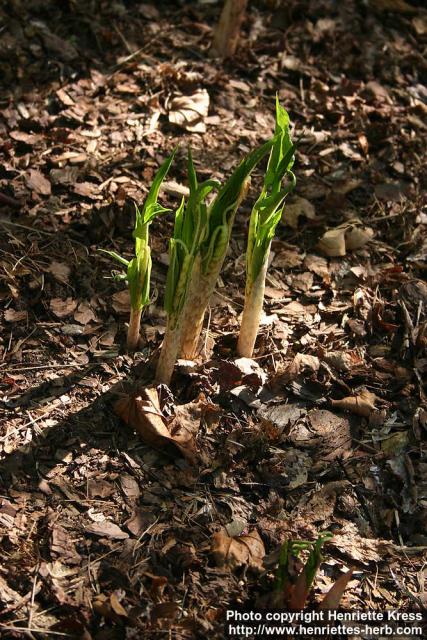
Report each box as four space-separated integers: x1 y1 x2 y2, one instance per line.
331 389 377 417
168 89 210 133
114 387 198 463
26 169 51 196
211 529 265 571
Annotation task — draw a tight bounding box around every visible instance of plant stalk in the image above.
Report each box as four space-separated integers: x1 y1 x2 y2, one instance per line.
179 256 213 359
127 307 142 351
155 319 183 385
237 253 270 357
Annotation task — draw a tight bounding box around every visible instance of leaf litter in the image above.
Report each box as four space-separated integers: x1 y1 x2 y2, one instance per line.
0 0 426 637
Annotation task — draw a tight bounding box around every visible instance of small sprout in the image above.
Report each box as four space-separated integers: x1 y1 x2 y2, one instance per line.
100 150 175 351
237 98 296 358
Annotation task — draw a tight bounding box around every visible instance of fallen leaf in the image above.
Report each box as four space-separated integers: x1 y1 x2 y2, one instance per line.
4 309 27 322
412 15 427 36
74 182 100 199
283 196 316 229
317 226 347 257
85 521 129 540
318 220 374 256
304 254 329 278
74 302 96 324
26 169 51 196
211 529 265 571
114 387 198 463
50 297 78 318
9 131 40 145
112 290 131 314
168 89 210 133
345 225 374 251
331 389 377 417
282 353 320 383
48 261 71 285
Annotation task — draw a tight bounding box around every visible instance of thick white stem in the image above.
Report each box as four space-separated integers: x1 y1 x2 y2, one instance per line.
179 257 219 360
127 307 142 352
155 319 182 385
237 258 269 358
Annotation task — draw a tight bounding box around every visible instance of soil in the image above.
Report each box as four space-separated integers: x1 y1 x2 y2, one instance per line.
0 0 426 638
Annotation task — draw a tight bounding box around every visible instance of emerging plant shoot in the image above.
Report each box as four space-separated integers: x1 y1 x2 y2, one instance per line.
237 99 296 357
101 151 175 351
156 150 219 383
179 138 275 361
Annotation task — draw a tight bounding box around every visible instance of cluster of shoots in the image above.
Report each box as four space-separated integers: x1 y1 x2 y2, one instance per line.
101 100 296 385
274 532 353 609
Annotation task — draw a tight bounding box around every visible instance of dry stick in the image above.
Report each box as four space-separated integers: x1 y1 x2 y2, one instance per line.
126 307 142 351
237 253 269 357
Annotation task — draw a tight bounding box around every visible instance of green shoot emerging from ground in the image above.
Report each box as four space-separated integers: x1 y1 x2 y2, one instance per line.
178 138 275 362
237 99 296 357
156 150 219 383
156 139 275 383
273 532 354 609
101 151 175 351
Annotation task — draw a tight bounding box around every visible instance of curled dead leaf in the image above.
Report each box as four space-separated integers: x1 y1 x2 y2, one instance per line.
168 89 210 133
211 529 265 571
114 386 199 463
331 389 377 417
318 220 374 257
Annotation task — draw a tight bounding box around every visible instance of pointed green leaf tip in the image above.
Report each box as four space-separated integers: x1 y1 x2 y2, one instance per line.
102 148 175 312
246 100 297 284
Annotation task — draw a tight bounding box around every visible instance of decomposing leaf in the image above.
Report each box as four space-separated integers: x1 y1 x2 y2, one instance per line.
85 521 129 540
281 353 320 383
74 302 96 324
48 261 71 285
114 387 199 463
318 220 374 256
331 389 377 417
4 309 28 322
211 529 265 571
283 196 316 229
50 297 78 318
168 89 210 133
111 290 131 314
26 169 51 196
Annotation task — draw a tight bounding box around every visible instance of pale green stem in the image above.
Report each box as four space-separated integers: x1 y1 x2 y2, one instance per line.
127 307 142 352
237 252 270 358
155 318 183 385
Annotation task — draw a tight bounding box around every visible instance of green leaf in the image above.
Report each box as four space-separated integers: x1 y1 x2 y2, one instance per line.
127 242 151 310
141 148 177 225
245 100 297 284
98 248 130 267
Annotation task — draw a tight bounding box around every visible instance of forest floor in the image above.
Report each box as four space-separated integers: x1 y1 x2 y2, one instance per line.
0 0 426 638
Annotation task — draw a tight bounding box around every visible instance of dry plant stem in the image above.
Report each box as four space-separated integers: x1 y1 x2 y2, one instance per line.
127 307 142 351
237 256 269 357
211 0 248 58
155 320 182 385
